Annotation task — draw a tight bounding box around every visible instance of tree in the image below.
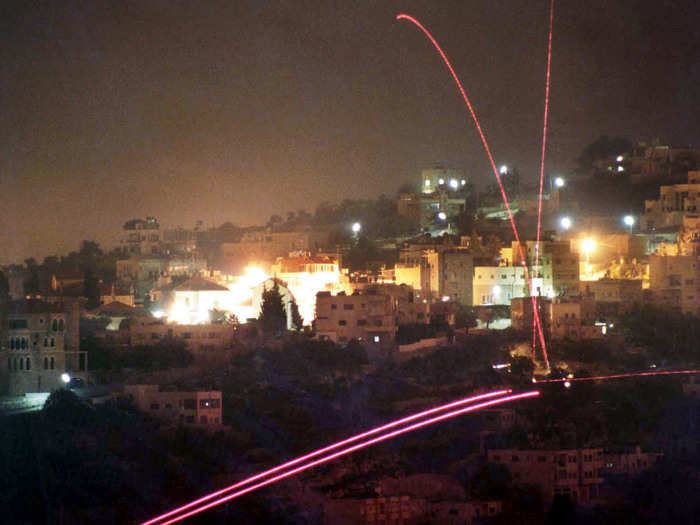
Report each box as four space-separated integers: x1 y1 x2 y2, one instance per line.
289 298 303 331
84 267 100 309
259 281 287 335
478 307 495 329
0 270 9 303
577 135 632 170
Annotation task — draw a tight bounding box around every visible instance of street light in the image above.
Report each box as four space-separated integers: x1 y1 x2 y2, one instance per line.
623 215 635 233
437 211 447 221
449 179 459 189
61 373 71 384
351 222 361 234
554 176 565 188
616 155 624 162
499 165 508 175
560 216 572 230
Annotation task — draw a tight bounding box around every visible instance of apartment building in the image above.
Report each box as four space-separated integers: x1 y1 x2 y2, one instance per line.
124 384 222 427
648 254 700 314
1 299 87 395
129 319 235 354
487 448 604 504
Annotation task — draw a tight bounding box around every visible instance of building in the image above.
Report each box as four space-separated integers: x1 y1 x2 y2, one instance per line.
120 217 161 256
643 171 700 231
648 254 700 314
165 276 233 325
511 295 603 341
423 249 474 306
512 240 580 296
582 279 643 316
116 256 168 303
220 227 333 268
602 446 663 478
129 318 235 354
473 265 550 306
487 448 604 504
0 299 87 395
99 282 135 306
124 384 222 428
315 290 398 348
598 144 700 182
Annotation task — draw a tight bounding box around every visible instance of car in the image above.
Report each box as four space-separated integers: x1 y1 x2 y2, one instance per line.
68 377 85 389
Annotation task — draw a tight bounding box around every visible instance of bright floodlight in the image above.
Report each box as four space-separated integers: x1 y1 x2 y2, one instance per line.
623 215 635 227
437 211 447 221
351 222 361 233
560 216 572 230
460 179 466 185
564 381 571 389
449 179 459 189
61 373 71 384
499 165 508 175
617 166 624 172
438 178 445 185
616 155 624 162
581 238 596 254
441 295 450 302
424 179 430 187
554 176 565 188
493 285 501 295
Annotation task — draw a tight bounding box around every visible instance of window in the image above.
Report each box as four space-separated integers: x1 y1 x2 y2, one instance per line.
9 319 28 329
538 456 547 463
183 398 196 410
185 416 195 423
50 357 55 369
343 304 354 310
58 319 65 331
19 358 23 370
165 403 172 409
50 338 55 347
44 338 48 347
52 319 58 331
44 357 48 370
150 403 160 410
331 304 337 310
200 416 208 424
26 358 30 370
357 319 367 326
374 320 383 327
511 455 519 462
338 320 347 326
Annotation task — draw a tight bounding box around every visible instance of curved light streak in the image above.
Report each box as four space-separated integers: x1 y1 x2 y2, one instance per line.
142 389 510 525
150 391 540 524
396 14 549 369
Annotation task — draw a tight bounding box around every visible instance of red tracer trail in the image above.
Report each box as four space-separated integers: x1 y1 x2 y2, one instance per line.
535 369 700 384
533 0 555 350
396 14 549 369
149 391 540 525
142 389 510 525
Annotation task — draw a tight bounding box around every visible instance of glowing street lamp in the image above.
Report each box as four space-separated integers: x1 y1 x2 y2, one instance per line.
499 165 508 175
61 373 71 384
623 215 635 232
437 211 447 221
449 179 459 189
351 222 361 234
560 216 572 230
438 178 445 185
554 176 565 188
616 155 624 162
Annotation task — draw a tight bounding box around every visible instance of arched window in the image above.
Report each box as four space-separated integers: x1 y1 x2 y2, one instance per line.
52 319 58 331
58 319 65 331
19 358 23 370
7 357 11 371
9 339 14 350
44 357 48 370
50 357 55 370
26 358 31 370
50 338 55 347
44 338 48 347
21 338 27 349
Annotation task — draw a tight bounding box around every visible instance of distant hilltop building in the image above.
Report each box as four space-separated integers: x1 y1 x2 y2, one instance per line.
397 167 469 230
594 143 700 182
120 217 161 256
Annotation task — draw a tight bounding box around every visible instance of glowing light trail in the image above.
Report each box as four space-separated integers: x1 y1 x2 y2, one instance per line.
142 389 510 525
533 0 555 350
148 391 540 525
535 369 700 384
396 14 549 368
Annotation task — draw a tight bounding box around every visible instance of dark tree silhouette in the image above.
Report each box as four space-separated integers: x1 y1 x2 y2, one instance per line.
289 298 303 331
259 281 287 335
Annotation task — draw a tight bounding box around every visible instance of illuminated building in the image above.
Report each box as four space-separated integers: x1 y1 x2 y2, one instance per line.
648 254 700 314
642 170 700 231
582 279 643 316
116 256 168 303
0 299 87 395
98 282 135 306
602 446 663 478
511 240 580 296
473 265 552 306
422 249 474 305
124 384 222 428
163 276 233 325
120 217 161 256
269 254 348 325
315 290 397 347
220 227 333 267
488 448 605 504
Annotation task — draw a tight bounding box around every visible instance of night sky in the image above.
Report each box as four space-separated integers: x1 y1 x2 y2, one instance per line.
1 0 699 263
